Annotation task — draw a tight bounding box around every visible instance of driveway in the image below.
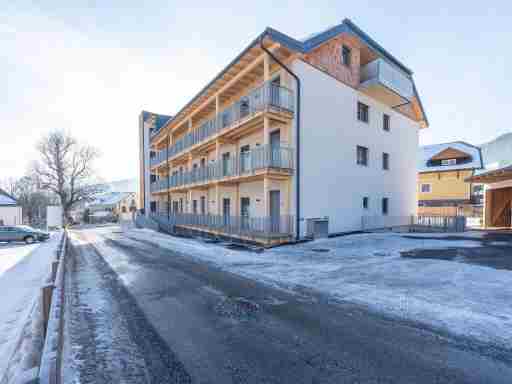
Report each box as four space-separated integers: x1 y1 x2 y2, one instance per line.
62 226 512 383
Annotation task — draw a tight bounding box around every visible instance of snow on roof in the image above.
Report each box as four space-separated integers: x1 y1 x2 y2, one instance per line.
476 132 512 175
0 189 17 206
88 192 133 208
418 142 482 173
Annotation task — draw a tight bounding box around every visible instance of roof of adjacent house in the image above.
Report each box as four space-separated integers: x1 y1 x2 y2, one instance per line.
88 192 135 209
418 141 483 173
0 188 17 206
155 18 428 135
476 132 512 175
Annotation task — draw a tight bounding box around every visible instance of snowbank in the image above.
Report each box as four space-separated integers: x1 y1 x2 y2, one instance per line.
0 233 62 383
120 228 512 349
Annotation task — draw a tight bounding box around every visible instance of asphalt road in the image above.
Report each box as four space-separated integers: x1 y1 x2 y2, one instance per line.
63 227 512 383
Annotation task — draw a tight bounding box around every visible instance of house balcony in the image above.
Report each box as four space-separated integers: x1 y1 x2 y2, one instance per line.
150 81 294 169
359 58 414 107
150 213 295 245
151 145 294 194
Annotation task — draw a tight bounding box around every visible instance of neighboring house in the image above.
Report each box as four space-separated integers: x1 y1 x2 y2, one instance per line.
139 19 428 244
417 142 483 216
466 133 512 228
87 192 138 217
0 188 22 226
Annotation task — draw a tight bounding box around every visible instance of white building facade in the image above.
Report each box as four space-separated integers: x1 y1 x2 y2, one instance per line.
139 19 428 244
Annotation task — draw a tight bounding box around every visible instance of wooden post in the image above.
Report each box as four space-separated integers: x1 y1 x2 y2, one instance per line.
41 283 55 338
51 260 59 282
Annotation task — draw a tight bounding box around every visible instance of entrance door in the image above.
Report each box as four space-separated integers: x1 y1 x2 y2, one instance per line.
241 197 250 230
223 198 231 227
269 130 281 168
269 190 280 233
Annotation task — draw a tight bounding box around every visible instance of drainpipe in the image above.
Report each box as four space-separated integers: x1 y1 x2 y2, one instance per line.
259 39 301 241
166 136 170 219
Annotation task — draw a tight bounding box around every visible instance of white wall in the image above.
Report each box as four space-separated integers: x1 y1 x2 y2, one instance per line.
0 206 23 225
291 60 420 234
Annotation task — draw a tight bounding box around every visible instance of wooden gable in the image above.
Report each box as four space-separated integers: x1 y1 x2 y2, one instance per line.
430 147 471 161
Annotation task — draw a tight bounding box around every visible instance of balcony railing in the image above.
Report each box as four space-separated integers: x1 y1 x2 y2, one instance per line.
360 58 414 101
150 81 294 168
151 145 294 193
151 213 295 242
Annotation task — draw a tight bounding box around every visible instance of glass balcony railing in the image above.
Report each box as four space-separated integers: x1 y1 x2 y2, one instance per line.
150 81 294 168
360 58 414 101
150 145 294 193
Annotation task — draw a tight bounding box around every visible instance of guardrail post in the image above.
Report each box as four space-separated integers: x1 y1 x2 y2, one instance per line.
41 283 55 339
51 260 59 282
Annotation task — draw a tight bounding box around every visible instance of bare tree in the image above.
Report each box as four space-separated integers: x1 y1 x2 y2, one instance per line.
32 130 100 222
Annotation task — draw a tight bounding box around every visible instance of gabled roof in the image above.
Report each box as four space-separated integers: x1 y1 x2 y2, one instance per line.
0 188 18 206
155 18 428 137
418 141 483 173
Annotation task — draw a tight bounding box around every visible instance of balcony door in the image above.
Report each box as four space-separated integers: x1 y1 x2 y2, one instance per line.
240 145 250 173
241 197 250 230
222 152 231 177
270 76 281 107
269 130 281 168
269 190 280 233
223 198 231 226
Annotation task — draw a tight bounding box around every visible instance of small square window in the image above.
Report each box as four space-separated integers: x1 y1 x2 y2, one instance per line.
382 198 389 215
357 102 369 123
421 183 431 193
441 159 457 166
383 114 390 131
362 197 369 209
357 146 369 166
383 153 390 170
342 45 351 66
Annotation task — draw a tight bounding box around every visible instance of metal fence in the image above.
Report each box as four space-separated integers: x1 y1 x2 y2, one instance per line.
150 81 294 167
150 213 295 243
151 145 294 193
362 215 467 233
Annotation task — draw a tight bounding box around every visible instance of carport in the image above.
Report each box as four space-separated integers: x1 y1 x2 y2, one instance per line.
467 165 512 228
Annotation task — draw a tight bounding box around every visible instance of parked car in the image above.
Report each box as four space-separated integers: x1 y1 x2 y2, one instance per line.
0 225 50 244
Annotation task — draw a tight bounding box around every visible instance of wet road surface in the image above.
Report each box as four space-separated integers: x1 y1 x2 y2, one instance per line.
63 227 512 383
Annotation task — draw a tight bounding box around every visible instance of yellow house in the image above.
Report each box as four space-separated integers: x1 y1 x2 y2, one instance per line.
417 142 483 216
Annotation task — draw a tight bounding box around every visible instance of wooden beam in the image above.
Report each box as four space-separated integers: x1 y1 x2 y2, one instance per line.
167 43 281 133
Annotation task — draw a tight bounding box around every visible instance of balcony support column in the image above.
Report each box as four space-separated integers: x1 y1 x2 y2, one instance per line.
215 184 221 216
263 116 270 146
264 52 270 81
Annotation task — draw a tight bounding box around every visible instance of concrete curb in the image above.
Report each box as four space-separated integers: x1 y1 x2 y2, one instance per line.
38 231 68 384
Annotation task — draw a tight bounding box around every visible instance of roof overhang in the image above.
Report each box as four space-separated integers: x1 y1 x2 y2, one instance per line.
466 165 512 184
151 19 429 144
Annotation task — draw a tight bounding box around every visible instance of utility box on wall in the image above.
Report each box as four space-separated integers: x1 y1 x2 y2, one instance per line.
306 217 329 239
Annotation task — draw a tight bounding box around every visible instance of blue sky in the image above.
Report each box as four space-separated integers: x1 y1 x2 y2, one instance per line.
1 1 511 181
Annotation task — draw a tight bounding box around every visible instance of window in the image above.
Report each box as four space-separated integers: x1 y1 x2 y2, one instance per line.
150 201 157 213
383 114 390 131
382 198 389 215
357 146 369 166
200 196 206 214
362 197 369 209
150 174 157 183
382 153 390 170
421 183 431 193
192 200 198 214
357 102 369 123
341 45 351 66
441 159 457 166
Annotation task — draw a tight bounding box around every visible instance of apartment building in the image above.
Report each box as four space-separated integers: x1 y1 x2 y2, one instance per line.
417 142 483 216
138 19 428 244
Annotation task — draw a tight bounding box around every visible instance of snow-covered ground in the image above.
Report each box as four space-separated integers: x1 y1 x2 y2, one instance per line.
0 234 62 382
112 228 512 349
